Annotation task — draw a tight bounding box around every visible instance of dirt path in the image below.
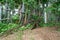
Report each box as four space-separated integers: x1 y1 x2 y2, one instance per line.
0 27 60 40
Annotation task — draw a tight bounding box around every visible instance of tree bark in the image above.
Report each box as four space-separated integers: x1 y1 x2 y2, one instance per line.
0 3 2 22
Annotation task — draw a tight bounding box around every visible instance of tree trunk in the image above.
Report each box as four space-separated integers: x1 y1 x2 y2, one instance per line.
18 5 22 25
18 2 25 25
0 3 2 22
24 12 27 25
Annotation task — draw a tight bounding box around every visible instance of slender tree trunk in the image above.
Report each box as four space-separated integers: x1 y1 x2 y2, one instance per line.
24 12 27 25
44 9 47 23
18 4 22 25
0 3 2 22
18 2 25 25
4 3 8 23
39 0 41 17
43 3 48 23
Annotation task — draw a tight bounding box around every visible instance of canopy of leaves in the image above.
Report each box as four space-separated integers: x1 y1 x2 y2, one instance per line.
46 1 60 15
40 0 48 4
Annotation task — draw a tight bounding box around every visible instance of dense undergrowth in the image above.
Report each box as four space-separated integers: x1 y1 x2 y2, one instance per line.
0 22 60 36
0 23 18 35
0 22 33 36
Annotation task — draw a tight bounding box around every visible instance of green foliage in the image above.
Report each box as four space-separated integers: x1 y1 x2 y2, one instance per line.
7 23 18 30
0 23 7 33
46 1 60 25
40 0 48 4
31 15 37 20
0 0 39 9
19 24 33 31
46 1 60 16
42 22 60 27
31 14 40 21
0 0 15 9
0 23 18 35
30 14 44 27
46 6 56 12
12 14 19 23
9 0 15 9
12 14 19 20
39 22 44 27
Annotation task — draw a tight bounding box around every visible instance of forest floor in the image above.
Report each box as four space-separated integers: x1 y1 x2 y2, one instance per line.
0 27 60 40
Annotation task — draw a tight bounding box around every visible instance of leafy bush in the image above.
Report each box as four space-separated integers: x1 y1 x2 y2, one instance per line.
41 22 60 27
12 14 19 23
7 23 18 30
0 23 18 35
0 22 33 35
12 14 19 20
30 14 44 27
19 24 33 31
0 23 7 34
31 14 40 21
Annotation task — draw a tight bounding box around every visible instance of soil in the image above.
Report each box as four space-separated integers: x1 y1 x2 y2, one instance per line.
0 27 60 40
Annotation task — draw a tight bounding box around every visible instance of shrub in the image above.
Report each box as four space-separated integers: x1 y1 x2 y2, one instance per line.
19 24 33 31
0 22 18 35
12 14 19 23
